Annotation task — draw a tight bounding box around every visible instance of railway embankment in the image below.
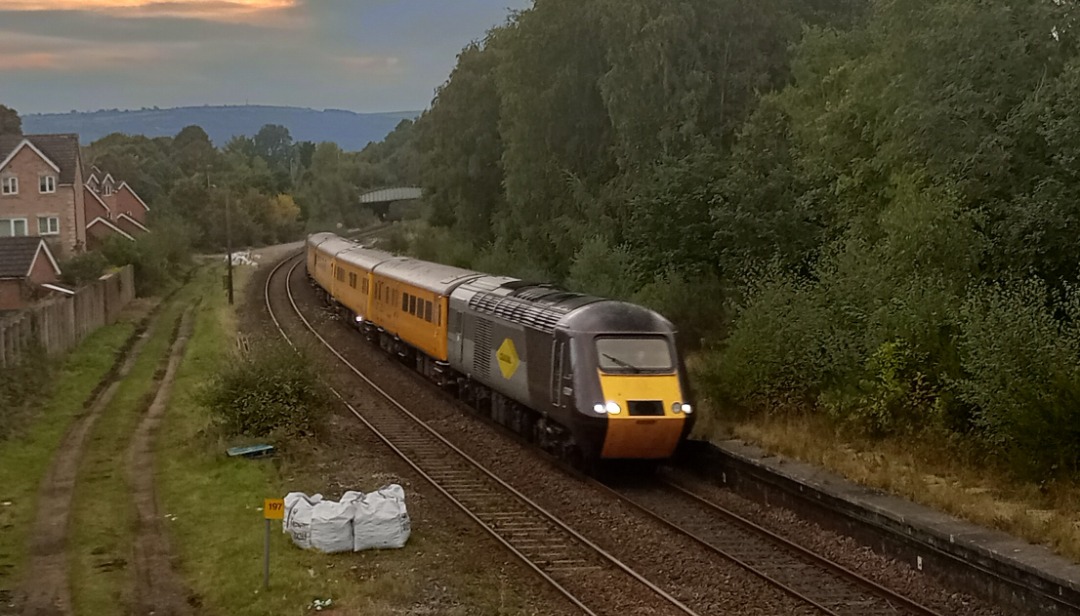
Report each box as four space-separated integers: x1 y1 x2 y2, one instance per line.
681 439 1080 616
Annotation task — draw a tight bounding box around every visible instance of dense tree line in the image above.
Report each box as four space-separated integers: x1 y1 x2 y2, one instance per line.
378 0 1080 478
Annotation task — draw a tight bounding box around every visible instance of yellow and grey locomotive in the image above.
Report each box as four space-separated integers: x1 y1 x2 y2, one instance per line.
306 232 695 465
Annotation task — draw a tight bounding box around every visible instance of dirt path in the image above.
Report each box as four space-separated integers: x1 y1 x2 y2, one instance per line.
128 309 195 616
17 317 158 616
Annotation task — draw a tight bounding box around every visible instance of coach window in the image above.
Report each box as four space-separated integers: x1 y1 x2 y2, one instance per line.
348 272 357 288
409 295 417 316
424 300 433 322
401 292 409 312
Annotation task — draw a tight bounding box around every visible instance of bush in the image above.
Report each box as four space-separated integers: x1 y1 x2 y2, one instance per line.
201 341 331 440
59 252 108 287
0 345 51 440
707 268 840 412
956 280 1080 478
101 216 193 296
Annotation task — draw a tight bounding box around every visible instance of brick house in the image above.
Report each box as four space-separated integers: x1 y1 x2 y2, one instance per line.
0 236 64 311
85 165 149 243
0 134 87 258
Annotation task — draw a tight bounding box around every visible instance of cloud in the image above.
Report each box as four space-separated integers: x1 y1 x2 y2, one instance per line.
2 1 297 22
336 54 402 75
0 32 190 72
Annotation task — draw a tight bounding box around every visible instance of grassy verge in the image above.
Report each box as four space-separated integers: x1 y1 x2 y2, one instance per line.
159 263 541 615
703 409 1080 562
157 265 385 614
0 313 143 593
68 294 191 614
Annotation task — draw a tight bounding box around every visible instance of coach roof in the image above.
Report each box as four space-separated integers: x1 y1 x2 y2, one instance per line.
373 258 482 295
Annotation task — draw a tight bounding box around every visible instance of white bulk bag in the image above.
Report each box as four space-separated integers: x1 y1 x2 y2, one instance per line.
283 492 322 549
310 496 358 554
354 484 411 551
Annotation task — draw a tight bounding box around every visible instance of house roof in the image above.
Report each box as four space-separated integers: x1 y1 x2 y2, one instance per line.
117 182 150 211
88 216 135 241
0 237 59 278
84 184 111 213
0 134 80 184
117 213 149 232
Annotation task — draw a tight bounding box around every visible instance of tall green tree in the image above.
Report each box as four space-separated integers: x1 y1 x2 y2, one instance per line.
0 105 20 137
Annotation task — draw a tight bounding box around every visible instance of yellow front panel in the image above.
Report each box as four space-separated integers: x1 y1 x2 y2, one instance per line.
598 373 687 459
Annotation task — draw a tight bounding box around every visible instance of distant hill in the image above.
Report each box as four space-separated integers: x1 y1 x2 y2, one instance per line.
22 105 421 151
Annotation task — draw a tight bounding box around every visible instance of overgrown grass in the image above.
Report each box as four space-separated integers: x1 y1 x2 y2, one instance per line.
0 318 140 594
69 294 191 615
704 410 1080 563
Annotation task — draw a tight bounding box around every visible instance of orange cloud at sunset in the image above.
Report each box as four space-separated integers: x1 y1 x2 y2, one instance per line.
3 1 297 20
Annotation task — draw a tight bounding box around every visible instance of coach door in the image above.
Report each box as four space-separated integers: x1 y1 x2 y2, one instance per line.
550 333 572 409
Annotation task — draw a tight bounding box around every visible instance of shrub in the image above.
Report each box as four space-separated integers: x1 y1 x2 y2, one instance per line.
956 280 1080 478
819 340 941 437
565 236 637 301
101 216 193 296
706 268 841 412
201 341 331 440
0 345 51 440
59 252 108 287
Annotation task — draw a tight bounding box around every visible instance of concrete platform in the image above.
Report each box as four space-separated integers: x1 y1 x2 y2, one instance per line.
679 439 1080 616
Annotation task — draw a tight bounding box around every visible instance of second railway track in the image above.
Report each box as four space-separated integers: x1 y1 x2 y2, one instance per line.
598 477 945 616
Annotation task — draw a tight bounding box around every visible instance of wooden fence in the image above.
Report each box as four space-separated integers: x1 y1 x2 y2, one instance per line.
0 265 135 368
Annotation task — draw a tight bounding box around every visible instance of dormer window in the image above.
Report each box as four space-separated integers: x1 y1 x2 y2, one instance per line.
39 175 56 194
103 184 113 196
1 176 17 195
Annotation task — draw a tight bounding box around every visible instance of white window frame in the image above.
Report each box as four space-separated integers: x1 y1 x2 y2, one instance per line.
0 218 29 237
37 216 59 236
39 175 56 194
1 176 17 196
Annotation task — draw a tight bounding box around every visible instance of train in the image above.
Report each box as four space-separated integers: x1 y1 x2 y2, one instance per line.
306 232 695 467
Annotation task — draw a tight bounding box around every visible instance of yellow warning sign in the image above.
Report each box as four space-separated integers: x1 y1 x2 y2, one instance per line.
496 338 520 379
264 498 285 520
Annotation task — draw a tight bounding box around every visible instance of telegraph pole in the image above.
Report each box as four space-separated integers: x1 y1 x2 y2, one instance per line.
225 190 234 305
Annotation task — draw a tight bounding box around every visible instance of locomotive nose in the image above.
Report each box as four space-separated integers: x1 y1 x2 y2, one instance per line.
596 373 688 459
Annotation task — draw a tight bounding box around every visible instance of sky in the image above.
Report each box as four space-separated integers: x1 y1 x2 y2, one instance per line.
0 0 531 115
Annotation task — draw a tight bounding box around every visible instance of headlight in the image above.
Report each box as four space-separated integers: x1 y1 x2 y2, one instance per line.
605 401 622 415
593 403 606 414
355 315 364 323
672 402 693 414
681 403 692 414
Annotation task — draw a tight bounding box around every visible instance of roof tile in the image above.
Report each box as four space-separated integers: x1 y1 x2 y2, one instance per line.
0 133 81 184
0 236 45 278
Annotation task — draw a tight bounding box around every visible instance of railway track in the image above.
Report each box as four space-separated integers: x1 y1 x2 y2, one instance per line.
266 249 956 616
598 477 945 616
265 254 700 616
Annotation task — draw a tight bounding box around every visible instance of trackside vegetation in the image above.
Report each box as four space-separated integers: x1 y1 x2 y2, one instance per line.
200 339 331 439
0 318 138 594
355 0 1080 487
157 266 541 615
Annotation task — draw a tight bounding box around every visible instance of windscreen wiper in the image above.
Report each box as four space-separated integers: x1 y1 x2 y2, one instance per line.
603 353 641 372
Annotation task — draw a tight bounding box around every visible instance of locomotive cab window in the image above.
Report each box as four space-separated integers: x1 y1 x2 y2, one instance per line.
595 337 674 373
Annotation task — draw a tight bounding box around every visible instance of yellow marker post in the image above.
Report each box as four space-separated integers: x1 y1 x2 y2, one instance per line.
263 498 285 590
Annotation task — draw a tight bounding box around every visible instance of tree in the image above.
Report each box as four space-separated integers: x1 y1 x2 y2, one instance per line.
0 105 21 137
172 125 217 176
